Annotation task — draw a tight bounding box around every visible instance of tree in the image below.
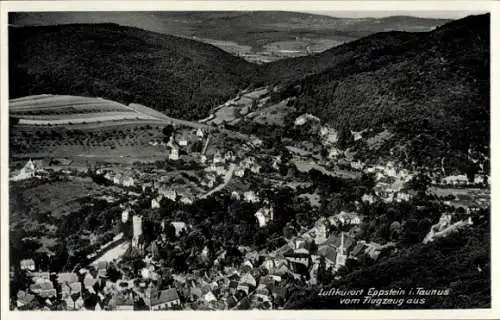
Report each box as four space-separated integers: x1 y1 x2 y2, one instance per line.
162 125 174 141
337 127 354 150
408 173 431 192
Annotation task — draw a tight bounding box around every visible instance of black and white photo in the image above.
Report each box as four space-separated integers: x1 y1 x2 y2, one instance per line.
1 1 496 317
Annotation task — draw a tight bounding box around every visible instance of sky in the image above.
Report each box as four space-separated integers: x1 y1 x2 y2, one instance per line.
303 10 487 19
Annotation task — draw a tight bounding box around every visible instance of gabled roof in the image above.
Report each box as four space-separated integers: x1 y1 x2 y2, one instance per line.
240 273 256 287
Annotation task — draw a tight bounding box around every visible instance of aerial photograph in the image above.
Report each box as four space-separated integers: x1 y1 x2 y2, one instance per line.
7 9 490 311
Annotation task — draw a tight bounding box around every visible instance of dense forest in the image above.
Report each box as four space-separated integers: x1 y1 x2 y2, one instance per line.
9 23 254 120
258 13 490 168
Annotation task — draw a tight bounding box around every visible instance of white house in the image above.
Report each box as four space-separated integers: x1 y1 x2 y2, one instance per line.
294 113 320 126
350 161 365 170
151 196 162 209
224 151 235 162
231 191 240 200
234 168 245 177
196 128 205 138
361 194 375 204
255 207 274 228
213 151 224 164
170 222 187 237
177 136 188 147
159 188 177 201
200 154 207 164
180 196 193 205
11 159 38 181
250 164 262 174
122 176 135 187
441 175 469 186
20 259 36 271
272 156 282 171
351 131 363 141
169 148 179 161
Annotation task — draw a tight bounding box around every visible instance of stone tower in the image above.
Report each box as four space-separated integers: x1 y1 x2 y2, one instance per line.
132 215 143 249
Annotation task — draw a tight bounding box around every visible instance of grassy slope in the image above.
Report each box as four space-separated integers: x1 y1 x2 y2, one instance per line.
9 23 255 120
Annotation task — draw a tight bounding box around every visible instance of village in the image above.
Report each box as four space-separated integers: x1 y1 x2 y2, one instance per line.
9 107 490 311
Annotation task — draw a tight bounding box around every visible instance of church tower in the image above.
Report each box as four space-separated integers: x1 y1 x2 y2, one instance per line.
335 231 347 270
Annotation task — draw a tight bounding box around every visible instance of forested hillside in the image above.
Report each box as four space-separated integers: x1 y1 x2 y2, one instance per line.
9 23 255 119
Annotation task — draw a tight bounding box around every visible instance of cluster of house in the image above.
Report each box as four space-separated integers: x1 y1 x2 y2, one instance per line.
15 259 114 311
230 190 260 203
13 200 397 312
363 161 415 203
267 210 394 285
437 174 490 187
100 169 135 187
164 128 207 161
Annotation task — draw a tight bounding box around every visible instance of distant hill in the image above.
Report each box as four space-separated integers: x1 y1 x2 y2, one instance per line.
260 13 490 168
9 11 449 60
9 23 255 119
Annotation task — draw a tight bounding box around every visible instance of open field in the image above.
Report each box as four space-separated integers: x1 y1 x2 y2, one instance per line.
9 177 107 219
9 94 253 159
292 158 361 180
11 95 160 125
262 39 347 57
10 95 133 114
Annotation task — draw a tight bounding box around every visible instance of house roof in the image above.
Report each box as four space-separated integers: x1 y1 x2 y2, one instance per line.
57 272 79 284
203 291 217 302
30 281 54 291
29 271 50 279
190 287 203 298
240 273 256 287
318 244 337 262
17 291 35 306
69 282 82 294
151 288 179 306
20 259 35 266
111 293 134 307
